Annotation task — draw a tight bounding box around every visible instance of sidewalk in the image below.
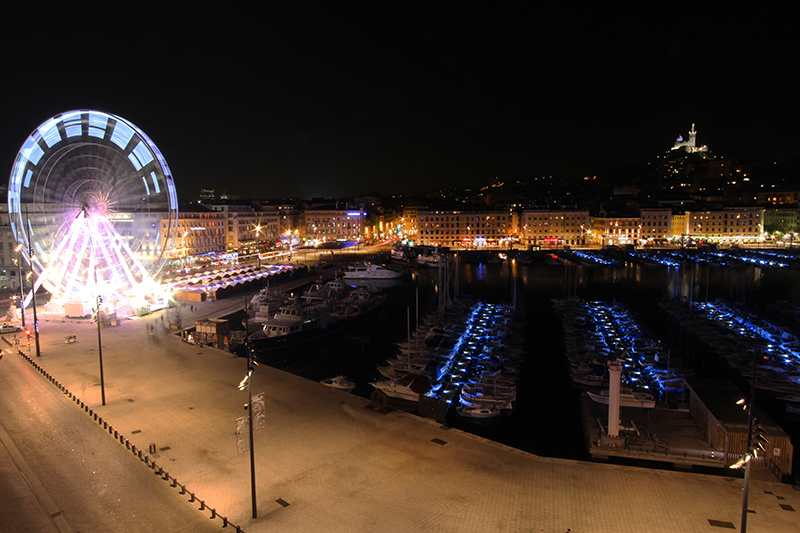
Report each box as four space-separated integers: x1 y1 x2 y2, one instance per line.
6 292 800 532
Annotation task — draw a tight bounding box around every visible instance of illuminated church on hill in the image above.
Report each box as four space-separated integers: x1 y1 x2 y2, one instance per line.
671 123 709 153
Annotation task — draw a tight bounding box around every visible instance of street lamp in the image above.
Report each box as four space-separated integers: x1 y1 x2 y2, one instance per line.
238 339 258 518
94 265 107 406
183 231 189 270
22 207 41 358
14 244 25 328
729 348 767 533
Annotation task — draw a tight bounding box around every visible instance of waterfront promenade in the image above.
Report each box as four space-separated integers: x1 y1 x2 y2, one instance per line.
2 291 800 532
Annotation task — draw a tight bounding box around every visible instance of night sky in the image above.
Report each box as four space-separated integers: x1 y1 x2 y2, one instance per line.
2 5 797 201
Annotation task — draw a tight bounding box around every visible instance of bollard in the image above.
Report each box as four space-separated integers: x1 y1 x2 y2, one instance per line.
210 508 216 519
179 484 186 495
189 492 195 503
222 517 228 528
199 500 206 511
114 430 118 438
149 443 156 454
170 476 177 487
126 440 131 449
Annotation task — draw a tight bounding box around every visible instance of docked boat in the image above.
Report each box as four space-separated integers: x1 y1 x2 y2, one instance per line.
331 287 386 324
343 262 404 280
248 301 346 353
457 404 501 419
320 375 355 392
371 373 432 402
416 253 443 267
587 388 656 409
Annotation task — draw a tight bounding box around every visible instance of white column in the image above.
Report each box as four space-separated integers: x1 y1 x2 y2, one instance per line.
607 359 624 438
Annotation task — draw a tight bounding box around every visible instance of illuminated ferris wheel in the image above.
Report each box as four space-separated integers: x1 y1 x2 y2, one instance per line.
7 110 179 305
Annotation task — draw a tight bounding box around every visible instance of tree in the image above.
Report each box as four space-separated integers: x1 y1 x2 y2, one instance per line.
170 307 183 330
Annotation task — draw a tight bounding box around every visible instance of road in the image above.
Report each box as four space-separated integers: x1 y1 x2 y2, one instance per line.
0 340 220 533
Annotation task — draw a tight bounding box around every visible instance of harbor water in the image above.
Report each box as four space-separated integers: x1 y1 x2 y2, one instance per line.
261 254 800 476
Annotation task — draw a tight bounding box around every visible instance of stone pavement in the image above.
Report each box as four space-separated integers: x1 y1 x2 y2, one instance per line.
3 294 800 533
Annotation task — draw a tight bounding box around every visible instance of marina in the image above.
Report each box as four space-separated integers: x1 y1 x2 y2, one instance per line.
205 248 800 481
372 298 524 421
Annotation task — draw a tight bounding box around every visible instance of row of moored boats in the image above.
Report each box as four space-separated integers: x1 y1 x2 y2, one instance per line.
667 300 800 404
371 300 524 420
555 298 690 409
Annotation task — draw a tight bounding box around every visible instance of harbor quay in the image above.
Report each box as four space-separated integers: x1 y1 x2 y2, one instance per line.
2 294 800 532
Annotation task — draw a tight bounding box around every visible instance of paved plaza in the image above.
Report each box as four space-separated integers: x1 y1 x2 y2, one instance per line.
2 292 800 532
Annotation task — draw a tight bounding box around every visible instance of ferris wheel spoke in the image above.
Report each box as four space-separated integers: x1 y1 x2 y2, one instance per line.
43 216 90 297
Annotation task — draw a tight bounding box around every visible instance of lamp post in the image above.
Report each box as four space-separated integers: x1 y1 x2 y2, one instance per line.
23 206 41 358
254 223 263 268
238 334 258 519
731 346 766 533
14 244 25 328
95 266 107 406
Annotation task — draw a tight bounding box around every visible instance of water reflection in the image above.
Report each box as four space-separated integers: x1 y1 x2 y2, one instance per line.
416 259 800 308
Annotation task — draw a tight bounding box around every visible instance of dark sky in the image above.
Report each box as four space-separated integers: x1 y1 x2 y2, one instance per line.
2 5 797 201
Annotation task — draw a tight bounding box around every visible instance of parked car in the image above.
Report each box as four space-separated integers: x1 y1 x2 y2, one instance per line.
0 323 21 334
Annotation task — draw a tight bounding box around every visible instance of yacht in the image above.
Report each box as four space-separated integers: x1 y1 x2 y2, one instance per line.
248 301 345 353
320 375 356 392
370 373 431 402
343 262 404 280
587 388 656 409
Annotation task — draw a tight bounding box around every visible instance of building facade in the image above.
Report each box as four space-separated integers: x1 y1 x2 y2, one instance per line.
304 206 366 245
204 204 280 252
417 209 514 247
162 208 226 263
687 207 764 243
589 216 641 246
522 209 589 247
639 208 673 242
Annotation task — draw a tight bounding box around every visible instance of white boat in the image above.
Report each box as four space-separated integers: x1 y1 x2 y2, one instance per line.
250 287 285 306
248 301 345 352
587 388 656 409
416 253 443 267
320 375 355 392
457 404 501 419
343 262 404 280
370 373 431 402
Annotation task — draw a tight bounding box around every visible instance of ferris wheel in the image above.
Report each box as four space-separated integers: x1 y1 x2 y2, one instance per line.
7 110 179 304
